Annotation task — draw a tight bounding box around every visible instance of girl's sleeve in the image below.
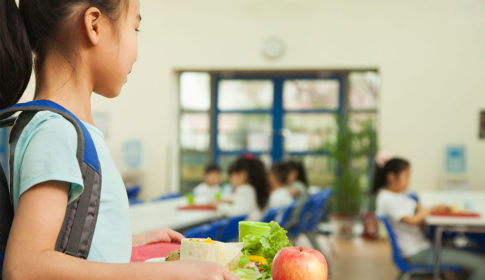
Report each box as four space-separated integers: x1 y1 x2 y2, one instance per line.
218 187 254 217
17 117 84 204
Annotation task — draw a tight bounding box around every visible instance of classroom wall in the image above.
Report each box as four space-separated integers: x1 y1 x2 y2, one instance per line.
22 0 485 199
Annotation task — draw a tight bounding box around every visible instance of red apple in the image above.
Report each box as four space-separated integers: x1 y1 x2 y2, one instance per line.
272 247 328 280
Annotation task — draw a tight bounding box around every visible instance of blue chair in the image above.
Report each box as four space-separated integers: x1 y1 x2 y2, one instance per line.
152 193 182 202
378 215 462 279
408 192 419 202
219 214 248 242
261 207 281 223
287 198 316 238
126 185 141 199
278 202 297 229
128 198 144 206
184 223 212 238
303 190 332 233
206 219 229 240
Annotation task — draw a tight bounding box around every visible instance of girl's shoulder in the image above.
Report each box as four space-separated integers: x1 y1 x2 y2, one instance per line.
16 111 79 156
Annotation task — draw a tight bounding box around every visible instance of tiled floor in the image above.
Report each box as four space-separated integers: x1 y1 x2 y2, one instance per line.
294 235 399 280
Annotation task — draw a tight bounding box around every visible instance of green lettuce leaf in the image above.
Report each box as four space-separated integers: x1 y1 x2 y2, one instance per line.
233 268 261 280
240 221 292 279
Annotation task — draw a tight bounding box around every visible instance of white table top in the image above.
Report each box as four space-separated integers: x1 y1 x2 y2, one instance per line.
426 215 485 227
129 198 224 234
421 190 485 227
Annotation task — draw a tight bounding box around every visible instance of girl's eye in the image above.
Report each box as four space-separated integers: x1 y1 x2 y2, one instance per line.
135 28 140 33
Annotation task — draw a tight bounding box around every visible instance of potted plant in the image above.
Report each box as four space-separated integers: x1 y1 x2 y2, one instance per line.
326 116 377 238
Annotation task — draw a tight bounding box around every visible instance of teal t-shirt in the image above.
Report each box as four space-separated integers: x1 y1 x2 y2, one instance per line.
11 111 132 263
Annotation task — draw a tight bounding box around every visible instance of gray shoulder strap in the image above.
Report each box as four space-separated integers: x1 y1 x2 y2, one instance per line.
4 108 101 259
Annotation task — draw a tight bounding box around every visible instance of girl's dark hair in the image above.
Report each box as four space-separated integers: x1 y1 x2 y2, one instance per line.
372 158 410 194
270 162 291 185
0 0 127 109
288 160 309 187
228 157 270 210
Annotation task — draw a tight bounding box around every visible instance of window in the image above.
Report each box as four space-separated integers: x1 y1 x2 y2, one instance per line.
179 71 379 192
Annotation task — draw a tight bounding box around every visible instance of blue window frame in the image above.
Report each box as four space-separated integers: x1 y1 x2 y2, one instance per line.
179 70 379 192
211 74 344 166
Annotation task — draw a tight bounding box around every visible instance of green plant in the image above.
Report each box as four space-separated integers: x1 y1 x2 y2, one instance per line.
326 116 377 216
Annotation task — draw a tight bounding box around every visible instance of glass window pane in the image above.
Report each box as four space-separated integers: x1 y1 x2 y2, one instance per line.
180 72 211 111
284 80 339 110
287 155 334 188
218 114 272 151
218 80 273 110
349 72 380 110
180 151 209 193
284 114 337 152
349 113 378 133
180 113 210 151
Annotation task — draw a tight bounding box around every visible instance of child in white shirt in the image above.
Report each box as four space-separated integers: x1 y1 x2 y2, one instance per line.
375 158 485 280
268 163 294 209
193 164 221 205
217 156 270 221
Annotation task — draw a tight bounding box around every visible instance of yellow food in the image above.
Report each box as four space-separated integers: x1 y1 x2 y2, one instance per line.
248 255 268 265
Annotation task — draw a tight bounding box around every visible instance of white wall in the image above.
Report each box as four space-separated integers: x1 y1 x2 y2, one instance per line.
23 0 485 198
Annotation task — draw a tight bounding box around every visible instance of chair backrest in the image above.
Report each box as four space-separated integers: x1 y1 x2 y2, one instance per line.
126 186 141 199
206 219 229 240
278 202 297 229
303 190 332 232
288 198 315 236
377 215 413 272
128 198 145 206
261 207 281 223
184 223 212 238
153 193 182 202
219 214 248 242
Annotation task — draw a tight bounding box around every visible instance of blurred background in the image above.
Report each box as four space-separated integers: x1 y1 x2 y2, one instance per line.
4 0 485 279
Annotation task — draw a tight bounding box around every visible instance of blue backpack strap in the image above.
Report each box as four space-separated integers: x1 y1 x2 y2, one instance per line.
0 100 102 259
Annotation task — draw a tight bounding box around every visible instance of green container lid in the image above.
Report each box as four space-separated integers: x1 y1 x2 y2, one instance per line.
239 221 271 242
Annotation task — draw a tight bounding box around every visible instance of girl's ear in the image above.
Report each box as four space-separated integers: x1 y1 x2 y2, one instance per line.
82 7 103 45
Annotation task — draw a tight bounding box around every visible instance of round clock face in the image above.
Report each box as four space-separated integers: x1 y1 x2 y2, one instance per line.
263 37 285 60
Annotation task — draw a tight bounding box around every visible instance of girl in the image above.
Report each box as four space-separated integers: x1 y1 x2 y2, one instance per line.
268 163 294 209
286 160 309 200
218 156 270 221
374 158 485 280
0 0 237 279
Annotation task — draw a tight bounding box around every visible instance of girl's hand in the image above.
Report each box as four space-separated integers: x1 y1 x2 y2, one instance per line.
163 260 240 280
430 204 450 213
133 227 185 247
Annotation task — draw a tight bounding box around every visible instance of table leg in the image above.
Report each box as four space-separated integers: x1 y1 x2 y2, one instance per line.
433 226 444 280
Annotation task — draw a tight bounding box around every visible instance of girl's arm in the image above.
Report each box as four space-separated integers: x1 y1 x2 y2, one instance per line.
132 227 184 247
401 204 449 226
3 181 238 280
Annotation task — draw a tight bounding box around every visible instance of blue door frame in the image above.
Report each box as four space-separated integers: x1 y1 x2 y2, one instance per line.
211 74 344 165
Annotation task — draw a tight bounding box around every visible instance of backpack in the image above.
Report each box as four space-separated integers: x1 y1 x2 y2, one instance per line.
0 100 102 278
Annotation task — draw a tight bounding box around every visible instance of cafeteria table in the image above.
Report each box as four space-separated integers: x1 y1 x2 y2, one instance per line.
130 197 224 234
426 212 485 280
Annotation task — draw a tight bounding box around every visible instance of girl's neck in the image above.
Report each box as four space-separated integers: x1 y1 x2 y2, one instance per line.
34 55 95 125
386 185 403 194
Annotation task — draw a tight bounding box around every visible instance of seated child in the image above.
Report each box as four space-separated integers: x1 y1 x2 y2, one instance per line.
193 164 222 204
217 156 270 221
268 163 294 209
286 160 309 200
375 158 485 280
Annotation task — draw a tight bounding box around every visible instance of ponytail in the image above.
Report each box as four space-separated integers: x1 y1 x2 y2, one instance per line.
372 158 410 194
0 0 32 109
228 157 270 210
